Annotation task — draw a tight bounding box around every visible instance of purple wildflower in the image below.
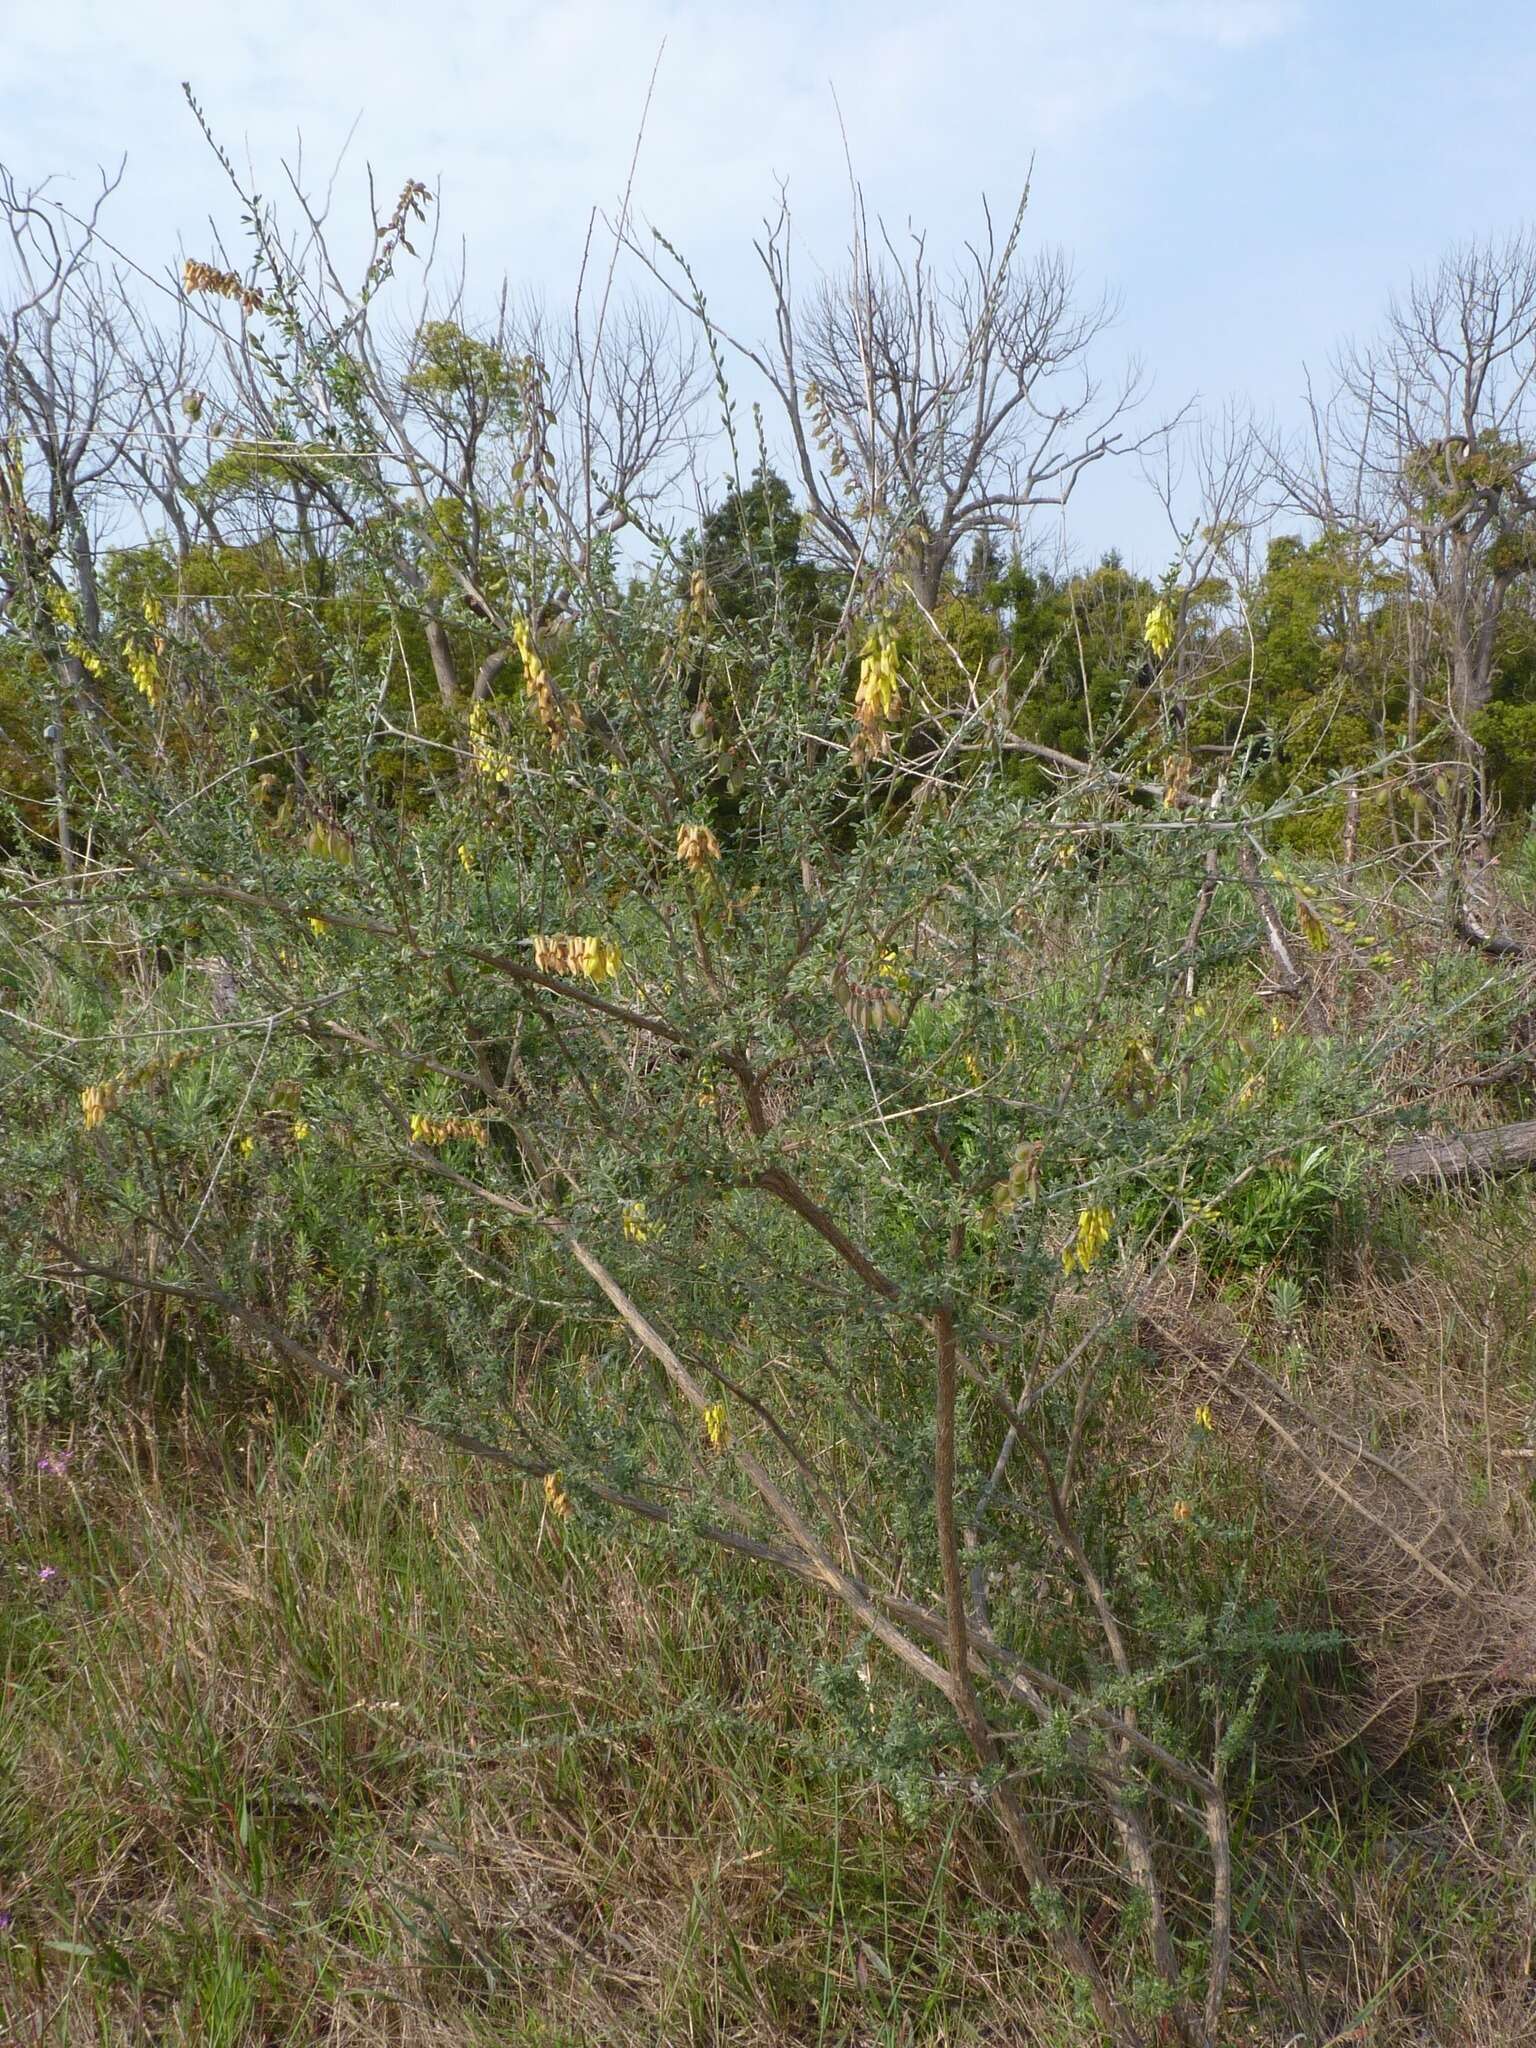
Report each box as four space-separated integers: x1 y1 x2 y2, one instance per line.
37 1565 57 1582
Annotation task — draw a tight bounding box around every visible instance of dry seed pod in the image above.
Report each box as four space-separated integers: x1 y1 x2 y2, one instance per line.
676 822 721 872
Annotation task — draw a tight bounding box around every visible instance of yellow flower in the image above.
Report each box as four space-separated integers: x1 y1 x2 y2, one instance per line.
852 627 900 763
468 699 518 782
457 842 475 873
291 1118 311 1141
583 936 622 983
1062 1205 1114 1275
124 642 161 709
532 934 622 983
512 616 580 747
620 1200 653 1244
702 1401 730 1452
1143 599 1176 661
1171 1498 1193 1524
308 916 327 938
80 1080 118 1130
1194 1404 1213 1431
410 1112 487 1147
543 1469 572 1520
237 1134 255 1158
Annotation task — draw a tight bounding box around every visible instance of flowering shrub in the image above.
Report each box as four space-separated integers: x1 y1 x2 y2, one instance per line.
1 167 1505 2048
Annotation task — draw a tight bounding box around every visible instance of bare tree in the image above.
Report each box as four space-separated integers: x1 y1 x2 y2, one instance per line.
110 288 227 560
1141 404 1266 745
1285 232 1536 818
0 164 142 871
647 187 1145 612
175 104 701 712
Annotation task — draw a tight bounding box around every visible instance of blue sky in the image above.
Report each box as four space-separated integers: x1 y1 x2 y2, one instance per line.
4 1 1535 570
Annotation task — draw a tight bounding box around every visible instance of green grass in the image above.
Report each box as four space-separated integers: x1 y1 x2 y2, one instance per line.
5 1235 1536 2048
2 1394 1081 2046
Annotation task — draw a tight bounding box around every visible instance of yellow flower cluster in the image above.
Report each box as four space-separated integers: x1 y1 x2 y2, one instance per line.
675 821 721 872
125 641 162 709
181 258 264 315
543 1470 572 1520
513 617 579 745
620 1199 653 1244
1143 599 1175 661
80 1080 118 1130
80 1044 200 1130
532 934 622 982
468 700 517 784
702 1401 730 1452
1062 1204 1114 1275
44 584 106 680
853 628 901 765
409 1113 488 1147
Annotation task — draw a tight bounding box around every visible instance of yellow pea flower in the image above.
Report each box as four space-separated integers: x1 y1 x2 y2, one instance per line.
1143 599 1175 661
80 1080 118 1130
1062 1205 1114 1275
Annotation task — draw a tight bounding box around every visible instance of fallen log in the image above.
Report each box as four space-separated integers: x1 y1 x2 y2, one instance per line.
1453 905 1529 960
1384 1118 1536 1188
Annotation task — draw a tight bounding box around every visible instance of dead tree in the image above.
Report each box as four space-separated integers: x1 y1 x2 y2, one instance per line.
1283 233 1536 819
643 187 1145 612
0 164 142 871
